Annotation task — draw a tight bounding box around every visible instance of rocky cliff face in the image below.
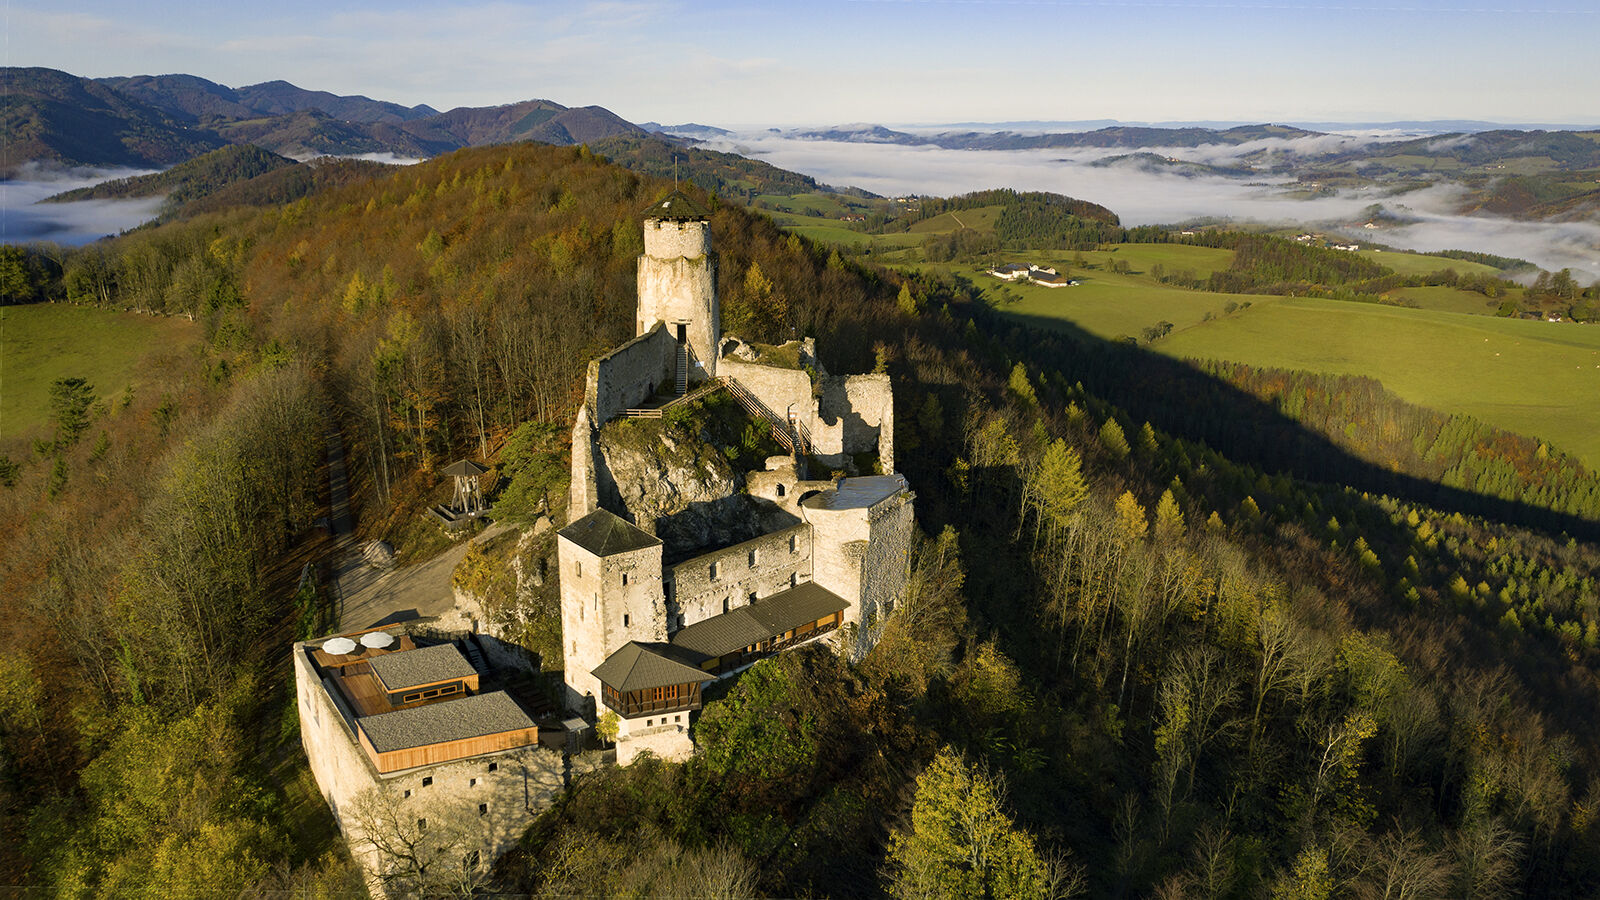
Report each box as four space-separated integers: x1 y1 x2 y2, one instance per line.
598 420 779 559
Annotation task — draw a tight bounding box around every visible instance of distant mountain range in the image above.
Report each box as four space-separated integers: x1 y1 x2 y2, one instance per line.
1 67 646 177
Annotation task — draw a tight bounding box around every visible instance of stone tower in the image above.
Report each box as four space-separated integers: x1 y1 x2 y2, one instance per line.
557 509 669 715
637 190 719 379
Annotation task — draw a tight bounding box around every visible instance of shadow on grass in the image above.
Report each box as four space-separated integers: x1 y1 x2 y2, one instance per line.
983 305 1600 541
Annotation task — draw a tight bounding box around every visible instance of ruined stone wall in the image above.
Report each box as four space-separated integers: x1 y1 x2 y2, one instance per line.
718 356 894 473
812 374 894 470
717 356 813 426
557 538 667 712
585 326 676 424
293 643 561 896
569 409 599 519
668 523 813 628
861 490 916 630
845 374 895 472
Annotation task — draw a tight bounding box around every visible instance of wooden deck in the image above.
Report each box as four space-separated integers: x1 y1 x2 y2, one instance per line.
311 632 417 671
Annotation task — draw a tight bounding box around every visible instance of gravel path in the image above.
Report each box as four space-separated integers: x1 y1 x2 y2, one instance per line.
335 521 512 632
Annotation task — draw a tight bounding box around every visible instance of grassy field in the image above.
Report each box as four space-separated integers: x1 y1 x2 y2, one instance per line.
1387 285 1511 316
902 244 1600 468
1153 299 1600 467
908 206 1003 235
0 303 197 438
1358 249 1502 279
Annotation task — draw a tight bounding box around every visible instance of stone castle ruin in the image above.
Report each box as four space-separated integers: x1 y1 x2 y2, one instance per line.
294 192 916 892
561 190 915 764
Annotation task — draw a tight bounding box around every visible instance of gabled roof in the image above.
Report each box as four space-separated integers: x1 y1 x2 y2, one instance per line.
642 189 709 221
439 459 488 477
670 582 850 659
559 508 662 557
592 642 710 692
369 643 477 691
359 691 534 753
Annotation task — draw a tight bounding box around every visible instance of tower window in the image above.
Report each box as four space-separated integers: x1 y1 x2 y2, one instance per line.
418 818 428 831
479 803 488 817
622 573 629 586
575 561 582 578
748 550 758 567
790 572 798 587
776 484 786 497
789 535 798 553
723 597 730 613
488 762 498 773
624 614 630 627
710 562 719 580
422 776 432 787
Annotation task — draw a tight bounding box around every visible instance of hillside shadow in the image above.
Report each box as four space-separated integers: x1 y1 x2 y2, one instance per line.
982 306 1600 541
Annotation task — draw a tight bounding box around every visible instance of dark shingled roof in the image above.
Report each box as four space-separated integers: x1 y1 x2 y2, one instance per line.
559 508 662 557
642 189 709 221
670 582 850 659
359 691 534 753
369 643 478 691
439 459 488 477
592 642 710 692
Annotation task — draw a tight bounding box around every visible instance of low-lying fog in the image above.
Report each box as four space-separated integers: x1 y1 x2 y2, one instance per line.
1 168 164 246
6 140 1598 282
704 133 1600 282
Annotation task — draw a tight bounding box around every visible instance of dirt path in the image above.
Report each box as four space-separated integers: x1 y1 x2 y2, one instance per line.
335 521 513 632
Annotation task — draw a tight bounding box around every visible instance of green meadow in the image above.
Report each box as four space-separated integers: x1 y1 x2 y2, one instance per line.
898 244 1599 469
1154 299 1600 466
1354 249 1500 278
0 303 197 438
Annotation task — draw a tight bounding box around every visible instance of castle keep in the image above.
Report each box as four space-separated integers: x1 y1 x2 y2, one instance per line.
561 191 915 764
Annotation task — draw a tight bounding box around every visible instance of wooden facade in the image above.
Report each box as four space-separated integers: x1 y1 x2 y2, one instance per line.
601 681 703 718
702 610 843 675
357 723 540 774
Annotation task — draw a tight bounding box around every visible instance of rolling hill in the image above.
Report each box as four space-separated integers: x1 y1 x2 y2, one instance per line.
1 67 645 176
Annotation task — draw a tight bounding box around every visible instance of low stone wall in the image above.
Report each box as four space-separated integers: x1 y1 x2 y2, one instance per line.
669 523 813 627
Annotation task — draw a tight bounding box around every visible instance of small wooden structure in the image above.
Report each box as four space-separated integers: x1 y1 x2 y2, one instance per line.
441 459 489 514
430 459 490 530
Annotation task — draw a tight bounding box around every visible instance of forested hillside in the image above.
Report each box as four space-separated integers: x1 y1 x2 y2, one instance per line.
3 143 1599 897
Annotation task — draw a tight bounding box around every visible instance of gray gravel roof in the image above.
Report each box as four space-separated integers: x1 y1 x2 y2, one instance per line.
800 474 907 511
369 643 477 691
359 691 535 753
559 508 662 557
592 642 710 692
670 582 850 659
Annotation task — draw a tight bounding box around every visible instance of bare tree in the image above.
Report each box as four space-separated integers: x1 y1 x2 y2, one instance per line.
344 787 492 898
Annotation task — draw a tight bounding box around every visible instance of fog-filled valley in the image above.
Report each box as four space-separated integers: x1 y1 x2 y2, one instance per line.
702 131 1600 281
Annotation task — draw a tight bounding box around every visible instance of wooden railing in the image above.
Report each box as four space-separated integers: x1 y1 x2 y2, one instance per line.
719 377 809 456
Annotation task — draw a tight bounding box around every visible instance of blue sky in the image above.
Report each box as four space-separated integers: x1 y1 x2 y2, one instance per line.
11 0 1600 126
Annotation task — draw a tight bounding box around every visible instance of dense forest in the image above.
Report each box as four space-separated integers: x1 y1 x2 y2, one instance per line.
2 143 1599 897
